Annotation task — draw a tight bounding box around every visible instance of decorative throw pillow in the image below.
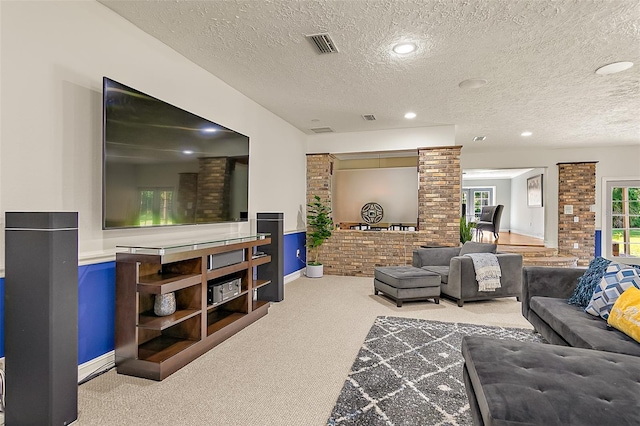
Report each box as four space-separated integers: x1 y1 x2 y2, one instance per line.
459 241 497 256
567 257 611 307
607 286 640 343
585 262 640 320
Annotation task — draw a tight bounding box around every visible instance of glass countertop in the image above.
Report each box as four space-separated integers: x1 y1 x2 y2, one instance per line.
116 233 270 255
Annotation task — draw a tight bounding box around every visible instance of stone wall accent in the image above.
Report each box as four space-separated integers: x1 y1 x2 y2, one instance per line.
557 162 597 266
196 157 231 223
316 230 427 276
418 146 462 246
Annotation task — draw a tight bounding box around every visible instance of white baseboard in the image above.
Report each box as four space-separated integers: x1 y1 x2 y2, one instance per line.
78 351 114 383
0 352 114 385
284 270 303 284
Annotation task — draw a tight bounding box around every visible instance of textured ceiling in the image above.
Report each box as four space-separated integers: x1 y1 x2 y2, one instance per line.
99 0 640 149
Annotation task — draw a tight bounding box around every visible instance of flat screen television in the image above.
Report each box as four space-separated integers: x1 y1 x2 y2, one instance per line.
102 77 249 229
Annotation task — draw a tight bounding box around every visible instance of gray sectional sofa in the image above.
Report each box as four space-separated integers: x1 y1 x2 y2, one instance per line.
462 265 640 426
522 266 640 356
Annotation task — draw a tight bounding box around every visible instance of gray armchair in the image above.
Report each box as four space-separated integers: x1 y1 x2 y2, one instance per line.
475 205 503 240
412 242 523 307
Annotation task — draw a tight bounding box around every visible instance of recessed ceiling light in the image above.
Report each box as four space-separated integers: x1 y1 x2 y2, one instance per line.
183 150 194 155
473 136 487 142
595 61 634 75
393 42 417 54
404 112 417 119
202 127 217 133
459 79 488 89
521 131 533 137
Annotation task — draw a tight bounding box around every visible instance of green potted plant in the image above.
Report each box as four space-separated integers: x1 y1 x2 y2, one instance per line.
460 216 476 243
306 195 333 278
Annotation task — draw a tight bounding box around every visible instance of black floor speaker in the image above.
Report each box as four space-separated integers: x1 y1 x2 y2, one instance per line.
256 212 284 302
4 212 78 426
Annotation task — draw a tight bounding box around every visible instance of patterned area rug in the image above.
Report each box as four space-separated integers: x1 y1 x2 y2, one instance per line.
327 316 544 426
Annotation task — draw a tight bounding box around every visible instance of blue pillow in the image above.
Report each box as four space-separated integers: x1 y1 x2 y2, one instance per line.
567 257 611 307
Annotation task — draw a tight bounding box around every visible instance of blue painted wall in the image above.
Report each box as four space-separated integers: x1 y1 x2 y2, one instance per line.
0 234 306 363
0 262 116 363
595 229 602 257
78 262 116 364
284 231 306 276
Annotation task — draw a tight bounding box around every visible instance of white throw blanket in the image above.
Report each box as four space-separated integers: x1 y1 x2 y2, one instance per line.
464 253 502 292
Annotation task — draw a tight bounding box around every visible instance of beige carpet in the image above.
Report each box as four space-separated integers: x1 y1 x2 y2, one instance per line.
75 275 531 425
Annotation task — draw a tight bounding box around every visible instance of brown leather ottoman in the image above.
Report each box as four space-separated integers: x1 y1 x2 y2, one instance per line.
373 265 440 307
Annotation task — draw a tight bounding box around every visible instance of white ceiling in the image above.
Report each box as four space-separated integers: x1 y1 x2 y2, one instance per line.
99 0 640 149
462 168 533 180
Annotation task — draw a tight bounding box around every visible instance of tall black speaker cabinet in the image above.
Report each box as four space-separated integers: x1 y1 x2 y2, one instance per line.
5 212 78 426
256 212 284 302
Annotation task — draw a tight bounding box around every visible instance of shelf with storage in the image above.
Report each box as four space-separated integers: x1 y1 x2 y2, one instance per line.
253 279 271 290
115 233 271 381
206 289 249 311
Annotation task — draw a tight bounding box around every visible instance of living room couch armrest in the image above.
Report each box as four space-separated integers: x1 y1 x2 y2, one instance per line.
412 247 461 268
521 266 585 319
448 253 522 299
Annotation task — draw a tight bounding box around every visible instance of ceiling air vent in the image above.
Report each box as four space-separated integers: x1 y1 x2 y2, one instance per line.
306 33 339 54
473 136 487 142
311 127 334 133
362 114 376 121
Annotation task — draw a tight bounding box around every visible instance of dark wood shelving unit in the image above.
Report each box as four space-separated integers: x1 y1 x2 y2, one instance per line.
253 279 271 290
138 309 200 330
206 289 249 311
115 234 272 381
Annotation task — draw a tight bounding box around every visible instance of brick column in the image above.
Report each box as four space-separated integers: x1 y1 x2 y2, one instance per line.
306 153 334 207
418 146 462 246
196 157 231 223
557 162 597 266
306 153 335 268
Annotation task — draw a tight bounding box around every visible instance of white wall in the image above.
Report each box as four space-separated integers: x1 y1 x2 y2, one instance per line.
333 167 418 224
0 1 307 269
307 125 455 154
509 169 545 238
461 145 640 247
461 178 512 231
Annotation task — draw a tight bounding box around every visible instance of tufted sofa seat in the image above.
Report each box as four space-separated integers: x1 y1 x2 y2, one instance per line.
522 266 640 356
462 335 640 426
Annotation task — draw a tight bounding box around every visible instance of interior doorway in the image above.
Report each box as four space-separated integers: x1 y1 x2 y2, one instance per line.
462 168 545 246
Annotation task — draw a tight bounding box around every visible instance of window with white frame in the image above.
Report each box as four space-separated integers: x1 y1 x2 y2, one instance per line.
604 179 640 263
462 187 494 222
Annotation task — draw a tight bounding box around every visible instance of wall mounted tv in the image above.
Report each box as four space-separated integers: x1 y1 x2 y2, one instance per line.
102 77 249 229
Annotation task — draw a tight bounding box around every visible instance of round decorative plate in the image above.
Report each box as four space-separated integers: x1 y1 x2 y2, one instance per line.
361 202 384 224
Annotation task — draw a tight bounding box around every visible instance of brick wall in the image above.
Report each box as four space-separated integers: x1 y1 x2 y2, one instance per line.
557 162 597 266
317 230 427 276
418 146 462 246
306 154 334 207
306 149 462 276
196 157 231 223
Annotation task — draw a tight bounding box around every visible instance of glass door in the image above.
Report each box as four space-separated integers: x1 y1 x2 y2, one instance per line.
605 180 640 261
